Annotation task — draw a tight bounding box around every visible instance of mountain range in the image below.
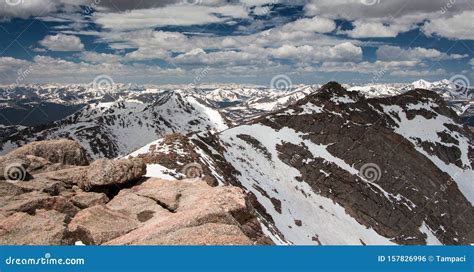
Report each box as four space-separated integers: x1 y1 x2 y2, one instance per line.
0 80 472 245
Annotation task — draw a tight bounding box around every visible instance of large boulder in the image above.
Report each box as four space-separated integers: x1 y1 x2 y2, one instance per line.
78 159 146 190
0 210 70 245
7 139 89 166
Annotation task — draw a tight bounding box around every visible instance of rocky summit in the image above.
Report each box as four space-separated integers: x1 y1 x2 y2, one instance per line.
0 140 271 245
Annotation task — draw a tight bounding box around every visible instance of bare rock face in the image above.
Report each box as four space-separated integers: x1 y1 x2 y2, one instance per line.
68 205 140 245
0 210 70 245
78 159 146 190
0 191 80 219
71 191 109 209
106 191 170 222
105 179 270 245
0 181 30 196
34 166 87 185
141 223 253 245
7 139 89 166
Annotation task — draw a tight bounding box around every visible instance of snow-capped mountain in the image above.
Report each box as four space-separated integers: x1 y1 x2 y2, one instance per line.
405 79 473 100
0 91 229 159
128 82 473 245
221 85 319 124
348 84 404 97
204 87 266 103
1 79 472 127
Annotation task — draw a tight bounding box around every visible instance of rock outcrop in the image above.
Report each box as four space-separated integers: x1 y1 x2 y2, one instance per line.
104 179 271 245
78 159 146 191
0 139 270 245
7 139 89 166
0 209 71 245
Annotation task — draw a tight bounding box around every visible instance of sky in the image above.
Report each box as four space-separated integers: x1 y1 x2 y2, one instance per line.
0 0 473 86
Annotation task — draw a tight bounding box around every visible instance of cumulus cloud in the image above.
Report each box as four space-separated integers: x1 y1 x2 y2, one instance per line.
342 21 413 38
39 34 84 51
318 60 419 74
1 0 471 83
304 0 471 20
390 68 446 77
422 11 474 40
376 45 468 61
0 0 61 21
80 52 122 63
280 17 336 34
0 57 30 71
93 5 249 30
304 0 474 40
0 0 92 21
0 55 185 84
270 42 362 62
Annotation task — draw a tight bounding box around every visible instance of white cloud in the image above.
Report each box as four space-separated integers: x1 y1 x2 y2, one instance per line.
174 48 268 67
0 0 92 21
304 0 474 40
240 0 278 6
422 11 474 40
343 21 412 38
317 60 420 74
93 5 249 30
39 34 84 51
1 0 472 83
376 45 468 61
0 56 185 84
270 42 362 62
281 17 336 34
390 68 446 77
0 57 29 71
125 48 171 61
304 0 470 20
81 52 122 63
0 0 60 21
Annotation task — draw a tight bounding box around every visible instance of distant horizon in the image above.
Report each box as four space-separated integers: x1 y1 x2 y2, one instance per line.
0 78 461 88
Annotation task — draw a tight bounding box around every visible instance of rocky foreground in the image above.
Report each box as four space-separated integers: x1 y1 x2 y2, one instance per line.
0 139 271 245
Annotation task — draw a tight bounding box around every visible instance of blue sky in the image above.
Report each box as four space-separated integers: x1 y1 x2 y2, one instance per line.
0 0 473 85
